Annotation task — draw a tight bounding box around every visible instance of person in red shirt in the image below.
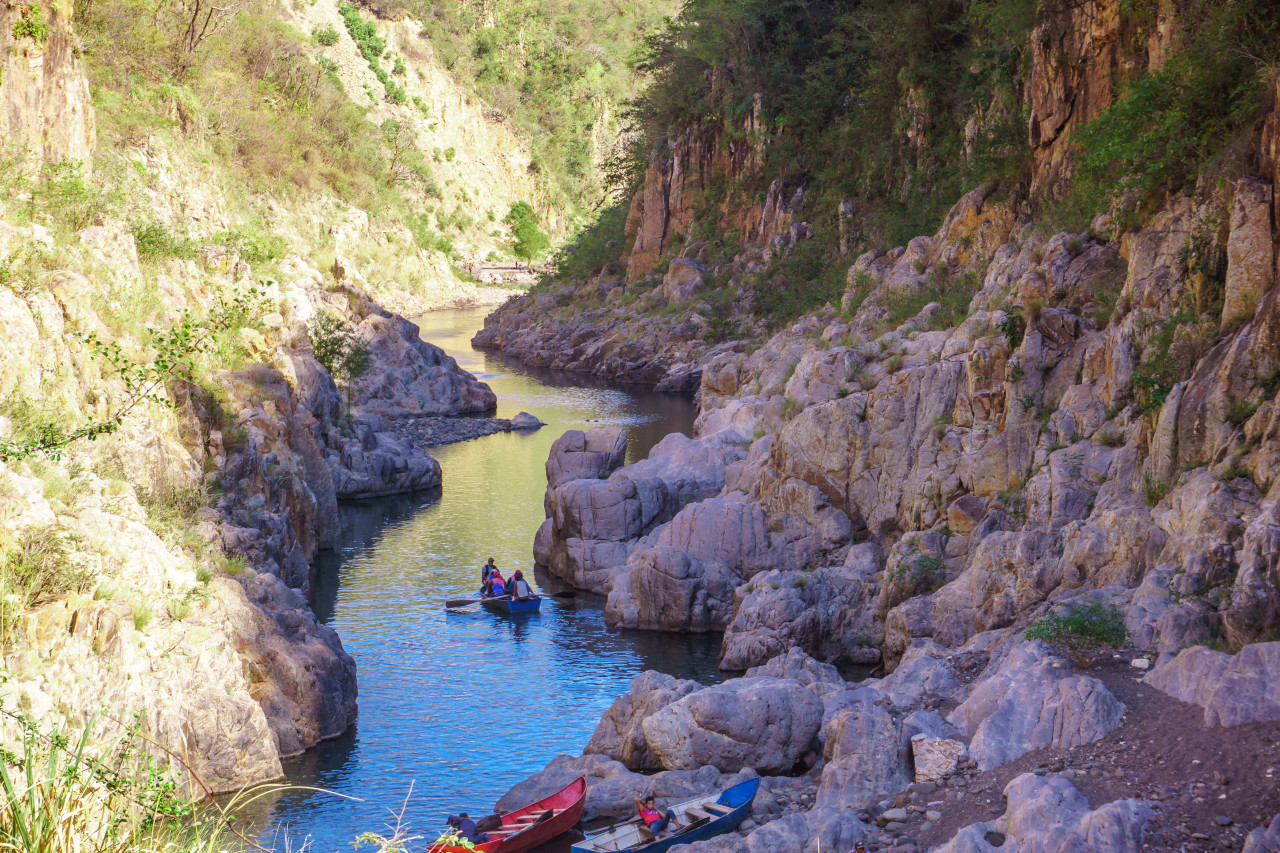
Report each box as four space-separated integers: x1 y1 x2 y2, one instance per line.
635 796 679 837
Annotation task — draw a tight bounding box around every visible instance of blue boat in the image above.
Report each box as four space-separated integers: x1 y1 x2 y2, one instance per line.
479 593 542 615
571 778 759 853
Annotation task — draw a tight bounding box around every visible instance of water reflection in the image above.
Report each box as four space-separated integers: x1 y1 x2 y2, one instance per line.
239 308 718 853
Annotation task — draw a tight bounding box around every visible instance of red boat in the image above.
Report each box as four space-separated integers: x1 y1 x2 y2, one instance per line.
430 776 587 853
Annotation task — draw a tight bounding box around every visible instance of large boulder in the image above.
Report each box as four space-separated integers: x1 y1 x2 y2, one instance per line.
545 427 628 493
815 688 912 808
642 677 824 775
353 308 497 416
1144 642 1280 727
541 430 749 592
720 544 881 670
934 774 1152 852
605 497 773 632
948 642 1124 770
744 648 847 697
663 258 706 303
585 670 701 770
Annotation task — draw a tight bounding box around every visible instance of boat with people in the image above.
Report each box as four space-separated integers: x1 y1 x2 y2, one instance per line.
429 776 587 853
480 594 541 614
570 778 759 853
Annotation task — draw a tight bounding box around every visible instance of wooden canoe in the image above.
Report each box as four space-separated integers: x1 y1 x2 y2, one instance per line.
570 778 759 853
430 775 586 853
479 594 542 614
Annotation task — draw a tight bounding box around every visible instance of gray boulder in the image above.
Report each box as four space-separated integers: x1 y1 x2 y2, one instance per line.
948 642 1124 770
545 427 628 492
326 428 441 499
1244 813 1280 853
744 648 847 697
1144 641 1280 727
662 258 706 303
720 546 881 670
816 687 911 808
642 677 823 774
934 773 1152 852
874 638 964 708
542 430 749 592
585 670 701 770
510 411 544 430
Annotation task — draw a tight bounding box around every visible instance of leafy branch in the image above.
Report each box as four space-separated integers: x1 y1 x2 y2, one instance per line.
0 284 267 463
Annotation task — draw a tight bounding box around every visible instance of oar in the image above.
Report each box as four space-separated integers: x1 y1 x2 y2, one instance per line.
444 597 482 608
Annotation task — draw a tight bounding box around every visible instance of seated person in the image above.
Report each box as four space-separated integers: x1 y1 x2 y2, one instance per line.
481 557 497 585
486 571 506 598
447 812 488 844
635 796 679 838
507 570 534 600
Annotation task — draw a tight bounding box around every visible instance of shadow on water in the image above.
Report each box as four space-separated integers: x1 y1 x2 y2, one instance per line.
236 308 718 852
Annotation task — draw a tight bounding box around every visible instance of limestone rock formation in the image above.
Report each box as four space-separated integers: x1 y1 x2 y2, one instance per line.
585 670 701 770
641 676 824 774
935 774 1152 853
815 688 912 808
1144 642 1280 727
948 643 1125 770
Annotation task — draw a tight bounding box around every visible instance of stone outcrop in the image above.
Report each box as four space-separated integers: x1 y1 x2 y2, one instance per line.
0 0 96 174
1144 642 1280 727
815 688 912 808
585 670 701 770
538 429 749 593
641 676 824 775
935 774 1152 853
947 643 1125 770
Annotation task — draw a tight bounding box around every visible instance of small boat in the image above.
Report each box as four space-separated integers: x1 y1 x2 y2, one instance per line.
571 778 759 853
478 591 542 614
431 776 587 853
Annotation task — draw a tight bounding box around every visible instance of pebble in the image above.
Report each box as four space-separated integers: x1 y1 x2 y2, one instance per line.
925 810 942 822
1130 658 1150 670
1216 816 1234 827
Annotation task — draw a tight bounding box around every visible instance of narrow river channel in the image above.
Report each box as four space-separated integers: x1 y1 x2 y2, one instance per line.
248 306 723 852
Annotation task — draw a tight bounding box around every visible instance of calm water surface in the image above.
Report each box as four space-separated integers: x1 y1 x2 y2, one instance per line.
247 307 721 852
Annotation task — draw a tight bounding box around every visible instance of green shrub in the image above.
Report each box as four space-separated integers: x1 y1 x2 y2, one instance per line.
308 313 372 401
130 221 195 260
506 201 551 261
1025 601 1128 662
314 23 340 45
1142 472 1171 506
11 3 50 42
0 526 91 642
131 601 154 631
1224 396 1260 428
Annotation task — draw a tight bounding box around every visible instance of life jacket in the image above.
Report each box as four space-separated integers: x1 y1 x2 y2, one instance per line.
640 807 662 826
511 578 531 598
489 575 506 596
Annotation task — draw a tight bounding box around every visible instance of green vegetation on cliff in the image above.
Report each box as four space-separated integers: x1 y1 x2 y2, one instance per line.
369 0 682 210
550 0 1280 328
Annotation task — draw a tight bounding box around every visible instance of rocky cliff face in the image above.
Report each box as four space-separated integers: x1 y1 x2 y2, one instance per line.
0 0 95 174
490 0 1280 844
0 3 501 794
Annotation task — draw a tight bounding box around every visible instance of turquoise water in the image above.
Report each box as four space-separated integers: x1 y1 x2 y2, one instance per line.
244 307 722 852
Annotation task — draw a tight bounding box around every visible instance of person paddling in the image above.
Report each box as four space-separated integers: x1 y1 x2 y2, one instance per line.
635 796 679 838
481 557 497 585
508 569 534 601
486 568 506 598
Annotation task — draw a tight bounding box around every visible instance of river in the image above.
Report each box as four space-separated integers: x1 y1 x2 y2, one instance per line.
246 306 722 852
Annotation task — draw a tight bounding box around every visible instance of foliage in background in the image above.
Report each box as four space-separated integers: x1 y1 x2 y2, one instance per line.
506 201 551 261
1064 0 1280 224
338 3 407 104
77 2 390 208
368 0 682 214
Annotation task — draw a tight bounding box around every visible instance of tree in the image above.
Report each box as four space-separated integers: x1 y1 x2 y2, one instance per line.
505 201 550 262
